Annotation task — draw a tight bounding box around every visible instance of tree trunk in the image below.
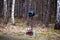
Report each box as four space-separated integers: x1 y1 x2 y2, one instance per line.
4 0 8 24
45 0 50 27
11 0 15 25
17 0 20 18
55 0 60 29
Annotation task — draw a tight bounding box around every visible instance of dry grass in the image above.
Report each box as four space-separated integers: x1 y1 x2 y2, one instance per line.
0 18 60 40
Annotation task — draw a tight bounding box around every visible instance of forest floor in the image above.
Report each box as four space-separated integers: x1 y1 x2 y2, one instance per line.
0 18 60 40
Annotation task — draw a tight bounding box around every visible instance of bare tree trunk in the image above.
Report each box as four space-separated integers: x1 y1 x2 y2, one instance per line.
54 0 57 23
4 0 8 24
43 0 47 24
17 0 20 18
55 0 60 29
11 0 15 25
45 0 50 27
7 0 11 18
41 0 43 22
0 0 3 24
0 0 3 17
24 0 27 19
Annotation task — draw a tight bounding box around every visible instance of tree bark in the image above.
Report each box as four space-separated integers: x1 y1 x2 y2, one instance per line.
4 0 8 24
11 0 15 25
